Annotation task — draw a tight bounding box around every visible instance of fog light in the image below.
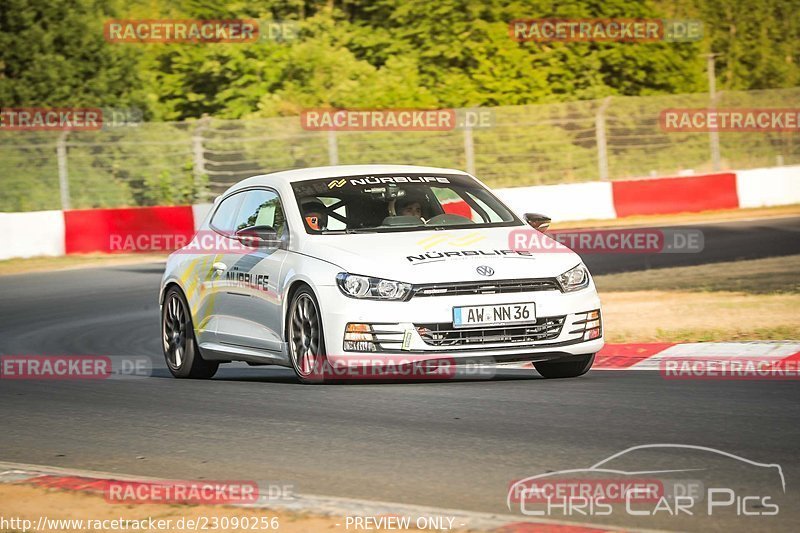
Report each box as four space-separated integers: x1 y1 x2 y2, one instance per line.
584 329 601 341
345 323 373 341
344 340 376 352
344 323 376 352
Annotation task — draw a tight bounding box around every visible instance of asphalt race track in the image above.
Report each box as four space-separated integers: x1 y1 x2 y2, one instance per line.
1 217 799 532
580 215 800 274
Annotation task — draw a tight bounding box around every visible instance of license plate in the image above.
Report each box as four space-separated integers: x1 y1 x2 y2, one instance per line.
452 302 536 328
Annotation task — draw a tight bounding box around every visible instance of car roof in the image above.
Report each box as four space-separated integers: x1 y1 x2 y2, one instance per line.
226 164 471 194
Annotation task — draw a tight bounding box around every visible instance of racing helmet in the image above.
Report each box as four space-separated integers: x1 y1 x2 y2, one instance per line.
300 197 328 231
388 189 430 219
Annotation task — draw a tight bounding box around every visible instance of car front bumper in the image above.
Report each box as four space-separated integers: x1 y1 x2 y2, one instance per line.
315 283 604 366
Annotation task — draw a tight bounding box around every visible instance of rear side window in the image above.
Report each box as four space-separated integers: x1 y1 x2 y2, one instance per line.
210 192 244 235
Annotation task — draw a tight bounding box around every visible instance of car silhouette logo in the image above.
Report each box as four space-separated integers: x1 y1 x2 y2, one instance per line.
476 265 494 276
506 443 786 512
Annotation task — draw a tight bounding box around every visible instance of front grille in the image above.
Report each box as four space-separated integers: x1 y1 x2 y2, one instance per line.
411 278 560 298
415 316 565 347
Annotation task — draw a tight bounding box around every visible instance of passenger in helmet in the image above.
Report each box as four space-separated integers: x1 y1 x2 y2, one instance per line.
395 198 423 219
388 191 428 222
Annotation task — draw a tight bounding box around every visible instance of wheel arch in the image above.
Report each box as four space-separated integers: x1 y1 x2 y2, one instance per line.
283 279 316 342
160 280 184 305
160 280 195 328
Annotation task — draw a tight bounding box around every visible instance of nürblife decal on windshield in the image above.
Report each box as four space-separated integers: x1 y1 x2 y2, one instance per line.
327 175 451 189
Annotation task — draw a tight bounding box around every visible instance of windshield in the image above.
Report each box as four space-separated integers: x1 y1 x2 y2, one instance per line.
292 173 522 234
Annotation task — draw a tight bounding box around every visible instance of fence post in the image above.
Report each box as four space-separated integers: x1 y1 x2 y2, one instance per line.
707 54 721 171
328 130 339 166
595 96 612 181
192 116 210 200
708 96 721 171
56 131 71 210
463 124 475 175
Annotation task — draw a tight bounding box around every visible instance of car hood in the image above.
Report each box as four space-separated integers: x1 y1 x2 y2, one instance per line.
298 226 583 284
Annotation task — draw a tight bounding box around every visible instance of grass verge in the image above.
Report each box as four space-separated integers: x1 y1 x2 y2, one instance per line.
600 290 800 343
597 255 800 342
595 255 800 295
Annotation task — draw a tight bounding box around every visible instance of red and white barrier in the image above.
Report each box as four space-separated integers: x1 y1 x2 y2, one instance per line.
611 172 739 217
497 181 618 221
1 166 798 260
736 166 800 208
64 205 195 254
0 210 65 259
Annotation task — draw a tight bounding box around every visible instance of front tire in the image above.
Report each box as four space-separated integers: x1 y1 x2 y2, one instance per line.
534 354 594 379
287 286 327 384
162 287 219 379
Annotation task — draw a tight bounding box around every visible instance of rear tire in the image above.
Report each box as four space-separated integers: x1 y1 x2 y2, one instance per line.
162 287 219 379
534 354 594 379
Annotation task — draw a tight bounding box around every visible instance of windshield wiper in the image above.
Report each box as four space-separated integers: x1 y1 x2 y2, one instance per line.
316 228 378 234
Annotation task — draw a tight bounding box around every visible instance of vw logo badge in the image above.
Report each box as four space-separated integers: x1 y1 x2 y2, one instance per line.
476 265 495 277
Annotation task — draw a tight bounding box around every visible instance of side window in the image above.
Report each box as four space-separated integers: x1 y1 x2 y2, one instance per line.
234 190 287 238
210 192 244 235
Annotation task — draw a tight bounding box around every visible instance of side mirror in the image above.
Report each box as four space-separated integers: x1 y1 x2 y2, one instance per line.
523 213 551 232
235 225 281 248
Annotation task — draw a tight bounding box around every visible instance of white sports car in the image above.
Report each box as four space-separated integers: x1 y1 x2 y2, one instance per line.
159 165 603 382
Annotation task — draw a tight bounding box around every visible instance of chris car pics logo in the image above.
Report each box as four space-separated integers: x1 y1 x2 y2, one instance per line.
507 444 785 518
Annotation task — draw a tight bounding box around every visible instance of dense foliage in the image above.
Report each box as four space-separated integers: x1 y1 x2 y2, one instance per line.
2 0 797 120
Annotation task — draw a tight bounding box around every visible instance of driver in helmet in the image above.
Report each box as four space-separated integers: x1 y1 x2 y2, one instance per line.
300 198 328 231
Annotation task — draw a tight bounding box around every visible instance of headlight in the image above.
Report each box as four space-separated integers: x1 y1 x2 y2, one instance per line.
557 264 590 292
336 273 412 300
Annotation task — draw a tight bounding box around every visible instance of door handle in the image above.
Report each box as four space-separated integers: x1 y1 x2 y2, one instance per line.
212 262 227 273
